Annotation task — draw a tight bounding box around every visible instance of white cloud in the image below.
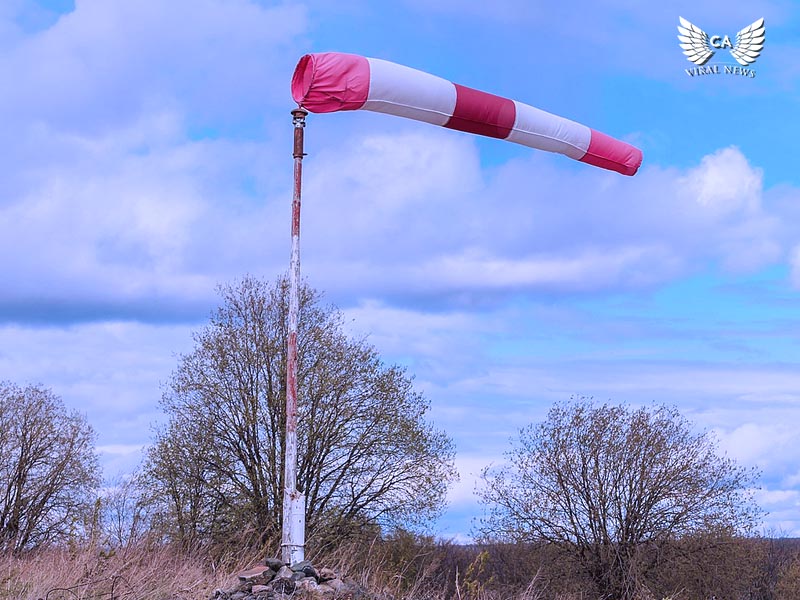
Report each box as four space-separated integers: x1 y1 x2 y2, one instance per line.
753 488 800 536
0 320 196 446
0 0 308 320
298 137 786 300
97 444 147 456
0 0 795 321
343 300 495 368
447 456 489 505
408 245 679 291
0 127 285 318
756 489 800 506
0 0 306 131
714 422 800 470
682 147 762 215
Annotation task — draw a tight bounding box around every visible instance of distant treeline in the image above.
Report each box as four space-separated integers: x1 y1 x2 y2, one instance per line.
354 532 800 600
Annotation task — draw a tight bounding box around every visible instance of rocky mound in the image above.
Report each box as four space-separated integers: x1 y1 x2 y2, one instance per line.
213 558 390 600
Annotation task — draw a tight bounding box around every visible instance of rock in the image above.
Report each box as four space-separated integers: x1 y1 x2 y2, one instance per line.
290 559 314 573
340 578 370 600
270 577 296 595
296 577 319 593
264 557 285 571
316 582 335 595
238 565 271 583
290 559 312 570
222 561 377 600
325 577 344 592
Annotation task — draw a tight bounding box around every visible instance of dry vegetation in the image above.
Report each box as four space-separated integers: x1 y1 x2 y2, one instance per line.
0 542 245 600
7 532 800 600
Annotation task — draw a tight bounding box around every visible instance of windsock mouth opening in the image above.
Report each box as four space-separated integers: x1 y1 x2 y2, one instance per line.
628 150 644 176
291 54 314 105
289 52 371 113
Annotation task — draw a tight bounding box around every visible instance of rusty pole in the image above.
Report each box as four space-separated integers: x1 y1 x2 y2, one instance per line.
282 107 308 565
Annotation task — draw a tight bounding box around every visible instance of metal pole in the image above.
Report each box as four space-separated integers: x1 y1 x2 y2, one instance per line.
282 107 308 565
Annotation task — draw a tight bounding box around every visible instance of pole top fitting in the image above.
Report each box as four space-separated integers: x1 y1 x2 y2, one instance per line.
292 107 309 126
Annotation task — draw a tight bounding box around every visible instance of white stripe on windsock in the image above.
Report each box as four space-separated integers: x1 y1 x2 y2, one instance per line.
508 101 590 160
363 58 456 126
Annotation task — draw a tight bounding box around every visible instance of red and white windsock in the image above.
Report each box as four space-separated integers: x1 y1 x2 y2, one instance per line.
291 52 642 176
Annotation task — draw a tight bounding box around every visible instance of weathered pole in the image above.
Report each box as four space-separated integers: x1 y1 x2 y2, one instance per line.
282 107 308 565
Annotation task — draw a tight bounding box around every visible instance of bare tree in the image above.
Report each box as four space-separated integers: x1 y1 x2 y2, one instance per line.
101 472 155 551
477 398 762 600
0 382 100 553
144 276 456 547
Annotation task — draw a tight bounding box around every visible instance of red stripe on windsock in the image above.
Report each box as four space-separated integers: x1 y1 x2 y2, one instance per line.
444 84 516 140
579 129 643 176
291 53 370 113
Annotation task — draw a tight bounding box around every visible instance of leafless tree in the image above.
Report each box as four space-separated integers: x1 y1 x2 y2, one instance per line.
144 276 456 547
0 382 100 553
477 398 762 600
101 472 154 551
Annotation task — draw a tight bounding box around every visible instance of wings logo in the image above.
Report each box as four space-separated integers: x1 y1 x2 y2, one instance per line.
677 17 765 78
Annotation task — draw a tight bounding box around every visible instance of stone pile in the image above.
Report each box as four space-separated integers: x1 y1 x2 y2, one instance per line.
212 558 386 600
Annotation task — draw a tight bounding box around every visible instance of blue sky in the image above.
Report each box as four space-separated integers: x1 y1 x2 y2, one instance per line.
1 0 800 541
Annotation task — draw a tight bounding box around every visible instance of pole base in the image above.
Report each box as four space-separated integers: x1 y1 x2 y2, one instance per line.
281 491 306 565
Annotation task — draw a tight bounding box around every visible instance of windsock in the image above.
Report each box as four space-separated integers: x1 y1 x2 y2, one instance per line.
291 52 642 176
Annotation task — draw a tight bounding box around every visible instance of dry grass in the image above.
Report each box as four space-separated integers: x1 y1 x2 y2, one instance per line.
5 534 797 600
306 537 553 600
0 542 244 600
3 536 712 600
1 538 555 600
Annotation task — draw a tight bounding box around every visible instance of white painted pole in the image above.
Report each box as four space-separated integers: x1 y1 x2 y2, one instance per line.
282 107 307 565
